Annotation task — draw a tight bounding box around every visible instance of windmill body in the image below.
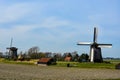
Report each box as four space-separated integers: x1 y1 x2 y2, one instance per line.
6 38 18 60
77 27 112 62
90 44 102 62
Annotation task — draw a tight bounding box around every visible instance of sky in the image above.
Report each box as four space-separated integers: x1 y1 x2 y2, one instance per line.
0 0 120 58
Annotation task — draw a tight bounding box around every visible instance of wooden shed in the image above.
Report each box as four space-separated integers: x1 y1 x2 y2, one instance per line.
64 57 72 61
37 58 56 66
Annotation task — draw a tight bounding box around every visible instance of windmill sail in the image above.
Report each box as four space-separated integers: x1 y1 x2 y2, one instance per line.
10 38 13 48
8 38 13 56
93 27 98 43
77 42 91 45
98 44 112 48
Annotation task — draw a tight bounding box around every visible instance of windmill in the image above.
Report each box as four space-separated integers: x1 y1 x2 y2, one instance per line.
6 38 18 60
77 27 112 62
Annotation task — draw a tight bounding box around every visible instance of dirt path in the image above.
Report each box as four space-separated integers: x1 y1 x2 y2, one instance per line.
0 63 120 80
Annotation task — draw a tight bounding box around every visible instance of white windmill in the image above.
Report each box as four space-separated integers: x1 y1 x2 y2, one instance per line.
77 27 112 62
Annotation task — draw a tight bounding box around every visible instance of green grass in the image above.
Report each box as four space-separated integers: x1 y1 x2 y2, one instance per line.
0 58 34 65
0 58 119 69
104 59 120 64
53 61 116 69
3 61 34 65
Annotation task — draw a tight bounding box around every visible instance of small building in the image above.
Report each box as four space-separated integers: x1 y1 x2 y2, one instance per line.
37 58 56 66
65 57 72 61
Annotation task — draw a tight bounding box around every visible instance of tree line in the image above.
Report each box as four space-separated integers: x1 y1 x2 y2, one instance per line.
1 46 89 62
18 46 89 62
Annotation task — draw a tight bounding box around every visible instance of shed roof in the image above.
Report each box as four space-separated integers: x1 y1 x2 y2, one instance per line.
39 58 52 63
65 57 72 61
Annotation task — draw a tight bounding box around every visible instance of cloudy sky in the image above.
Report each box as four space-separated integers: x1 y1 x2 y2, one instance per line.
0 0 119 57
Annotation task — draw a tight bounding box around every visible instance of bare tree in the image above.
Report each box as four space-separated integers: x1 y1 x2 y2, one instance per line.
28 46 39 54
71 51 79 61
0 52 3 58
28 46 40 59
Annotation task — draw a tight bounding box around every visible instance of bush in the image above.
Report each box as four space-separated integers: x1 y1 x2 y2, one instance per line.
115 63 120 69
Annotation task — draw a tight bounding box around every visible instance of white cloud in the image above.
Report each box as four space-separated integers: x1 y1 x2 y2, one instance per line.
0 3 33 23
0 16 72 42
39 16 69 28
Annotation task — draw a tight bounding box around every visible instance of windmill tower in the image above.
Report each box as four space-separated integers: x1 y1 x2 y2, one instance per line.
6 38 18 60
77 27 112 62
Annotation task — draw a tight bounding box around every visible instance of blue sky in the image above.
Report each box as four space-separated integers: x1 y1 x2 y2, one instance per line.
0 0 120 57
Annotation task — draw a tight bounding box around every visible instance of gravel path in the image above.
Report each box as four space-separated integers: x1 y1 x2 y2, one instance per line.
0 63 120 80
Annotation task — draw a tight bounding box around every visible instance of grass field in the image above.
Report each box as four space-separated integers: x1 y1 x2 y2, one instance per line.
54 61 116 69
0 58 120 69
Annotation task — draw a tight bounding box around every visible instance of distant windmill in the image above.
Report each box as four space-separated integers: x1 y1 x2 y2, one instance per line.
6 38 18 60
77 27 112 62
